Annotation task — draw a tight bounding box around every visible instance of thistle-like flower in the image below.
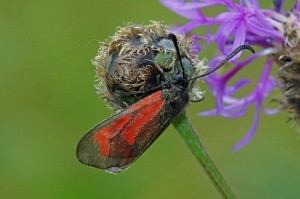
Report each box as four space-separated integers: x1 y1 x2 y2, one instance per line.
93 21 205 111
160 0 300 151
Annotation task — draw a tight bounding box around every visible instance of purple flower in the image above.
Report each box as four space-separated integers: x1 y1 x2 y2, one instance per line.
160 0 300 151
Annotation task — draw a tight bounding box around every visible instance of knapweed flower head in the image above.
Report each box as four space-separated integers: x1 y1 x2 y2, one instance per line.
93 21 206 111
160 0 300 151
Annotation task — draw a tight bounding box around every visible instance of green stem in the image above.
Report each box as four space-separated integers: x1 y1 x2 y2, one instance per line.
172 111 237 199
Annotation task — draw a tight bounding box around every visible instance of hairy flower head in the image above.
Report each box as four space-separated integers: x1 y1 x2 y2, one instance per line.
93 21 206 111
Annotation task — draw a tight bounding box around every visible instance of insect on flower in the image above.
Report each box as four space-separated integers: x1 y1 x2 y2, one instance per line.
76 22 254 174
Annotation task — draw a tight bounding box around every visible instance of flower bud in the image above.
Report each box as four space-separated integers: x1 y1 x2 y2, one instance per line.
274 12 300 123
93 21 204 111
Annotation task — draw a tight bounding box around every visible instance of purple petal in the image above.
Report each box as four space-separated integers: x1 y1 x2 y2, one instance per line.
214 12 240 23
215 20 240 54
171 20 210 33
232 105 260 152
224 79 251 97
273 0 284 13
263 107 279 115
230 21 246 59
222 80 251 105
198 109 219 116
199 98 248 118
219 102 248 118
160 0 215 20
191 35 211 52
246 18 283 40
296 0 300 12
232 57 274 151
244 0 260 9
262 77 276 98
170 21 203 34
253 6 275 30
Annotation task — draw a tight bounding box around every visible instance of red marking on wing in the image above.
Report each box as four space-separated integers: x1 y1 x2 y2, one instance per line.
94 115 131 157
92 90 164 158
129 90 162 112
122 91 164 145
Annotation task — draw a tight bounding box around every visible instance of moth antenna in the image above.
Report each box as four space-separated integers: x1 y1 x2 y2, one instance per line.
168 34 187 80
189 45 255 82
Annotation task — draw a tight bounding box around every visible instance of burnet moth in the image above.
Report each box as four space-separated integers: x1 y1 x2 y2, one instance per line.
76 22 254 174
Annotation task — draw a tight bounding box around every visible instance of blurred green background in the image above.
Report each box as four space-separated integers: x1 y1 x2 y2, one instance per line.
1 0 300 199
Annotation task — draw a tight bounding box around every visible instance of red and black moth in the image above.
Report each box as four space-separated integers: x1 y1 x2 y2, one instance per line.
76 22 254 174
76 89 187 173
